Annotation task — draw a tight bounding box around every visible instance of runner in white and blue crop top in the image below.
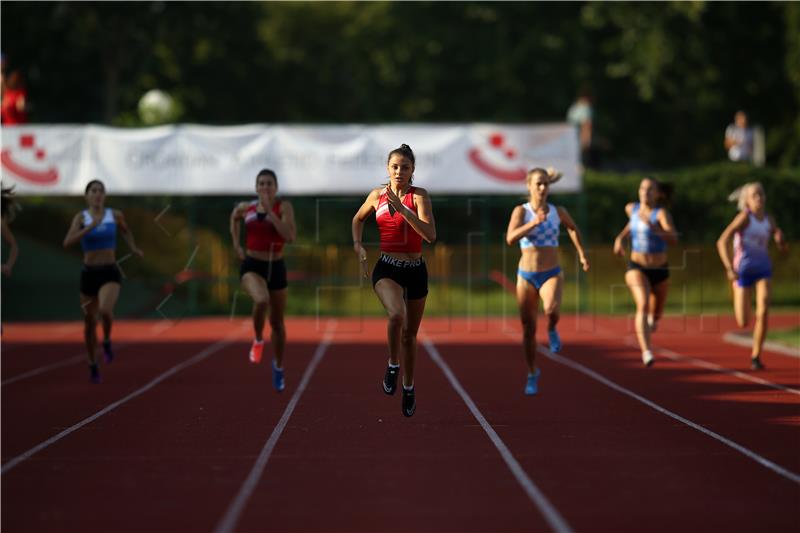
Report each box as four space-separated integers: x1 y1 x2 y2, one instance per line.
717 182 787 369
506 167 589 396
613 177 677 367
63 179 143 383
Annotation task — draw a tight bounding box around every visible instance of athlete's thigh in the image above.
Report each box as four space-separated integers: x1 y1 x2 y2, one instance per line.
80 293 98 317
97 282 121 313
268 288 288 321
624 269 651 309
516 275 540 322
374 278 406 317
241 272 269 303
538 272 563 314
404 296 427 335
650 279 670 314
754 278 771 313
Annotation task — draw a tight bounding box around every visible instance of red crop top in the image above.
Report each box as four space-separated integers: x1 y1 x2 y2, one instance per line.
375 187 423 253
245 200 285 254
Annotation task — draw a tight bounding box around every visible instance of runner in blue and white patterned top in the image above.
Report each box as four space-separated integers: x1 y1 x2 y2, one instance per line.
613 177 678 367
717 182 788 370
506 167 590 396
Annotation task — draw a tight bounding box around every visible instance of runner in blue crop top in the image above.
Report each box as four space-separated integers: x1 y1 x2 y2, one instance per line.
613 177 677 367
63 180 143 383
717 182 788 370
506 167 589 396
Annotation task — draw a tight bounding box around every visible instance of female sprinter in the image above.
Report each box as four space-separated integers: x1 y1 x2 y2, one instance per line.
352 144 436 417
613 177 677 367
506 167 590 396
230 169 296 391
63 180 144 383
716 182 787 370
2 185 20 277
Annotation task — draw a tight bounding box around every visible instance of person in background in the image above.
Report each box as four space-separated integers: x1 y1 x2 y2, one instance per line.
567 91 594 168
1 69 28 124
717 182 787 370
1 184 20 277
724 110 754 163
613 177 678 367
230 169 296 391
352 144 436 417
506 167 590 395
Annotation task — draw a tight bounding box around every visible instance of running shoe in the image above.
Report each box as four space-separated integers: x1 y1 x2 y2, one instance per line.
525 368 541 396
89 363 101 384
383 363 400 395
249 339 264 364
548 329 562 353
103 340 114 363
272 360 285 391
401 386 416 417
642 349 654 367
751 356 765 371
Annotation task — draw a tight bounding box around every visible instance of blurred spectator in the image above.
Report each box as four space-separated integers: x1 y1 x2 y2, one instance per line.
1 69 28 124
2 184 20 277
567 91 594 168
724 110 754 163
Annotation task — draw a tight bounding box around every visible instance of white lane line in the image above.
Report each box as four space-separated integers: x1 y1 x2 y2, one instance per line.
653 345 800 396
1 331 242 475
534 342 800 486
599 325 800 397
423 336 573 533
214 321 337 533
2 355 86 386
722 331 800 358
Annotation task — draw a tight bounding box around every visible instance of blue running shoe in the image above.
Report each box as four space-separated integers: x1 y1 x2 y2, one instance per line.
103 340 114 363
525 368 541 396
272 360 285 392
548 329 561 353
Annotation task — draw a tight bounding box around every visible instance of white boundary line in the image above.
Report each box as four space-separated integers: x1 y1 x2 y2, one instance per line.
214 321 336 533
423 336 573 533
2 355 86 386
533 341 800 486
1 332 242 475
722 331 800 358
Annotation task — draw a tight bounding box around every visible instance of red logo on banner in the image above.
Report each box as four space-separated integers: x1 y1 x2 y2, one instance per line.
467 132 526 182
1 134 59 184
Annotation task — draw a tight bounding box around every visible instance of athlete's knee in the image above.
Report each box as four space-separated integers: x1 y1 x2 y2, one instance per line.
755 306 768 321
387 310 404 327
401 328 418 345
252 295 269 309
269 316 285 332
520 319 535 337
98 308 113 321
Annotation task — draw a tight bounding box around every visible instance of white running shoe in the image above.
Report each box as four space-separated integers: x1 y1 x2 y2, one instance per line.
642 350 654 367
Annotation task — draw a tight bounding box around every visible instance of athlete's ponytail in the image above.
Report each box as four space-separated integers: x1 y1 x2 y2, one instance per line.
729 182 764 212
1 184 20 222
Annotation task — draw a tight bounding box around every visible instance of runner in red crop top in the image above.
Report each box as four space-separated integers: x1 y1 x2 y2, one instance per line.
352 144 436 417
230 169 296 391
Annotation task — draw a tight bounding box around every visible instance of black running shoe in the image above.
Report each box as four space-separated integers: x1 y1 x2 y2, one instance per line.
401 386 416 417
103 340 114 363
383 364 399 395
89 363 101 384
751 357 765 371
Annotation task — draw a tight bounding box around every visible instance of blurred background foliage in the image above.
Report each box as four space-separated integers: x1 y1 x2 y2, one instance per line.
3 1 799 168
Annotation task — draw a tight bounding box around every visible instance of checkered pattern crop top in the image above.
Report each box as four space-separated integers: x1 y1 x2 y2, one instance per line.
519 203 560 249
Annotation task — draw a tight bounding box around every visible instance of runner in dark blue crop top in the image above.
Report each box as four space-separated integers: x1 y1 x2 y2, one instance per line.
63 180 143 383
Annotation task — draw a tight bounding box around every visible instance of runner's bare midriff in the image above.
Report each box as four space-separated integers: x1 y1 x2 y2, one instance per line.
518 247 559 272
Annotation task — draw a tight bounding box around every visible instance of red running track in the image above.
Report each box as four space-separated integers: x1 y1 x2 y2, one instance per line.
1 314 799 532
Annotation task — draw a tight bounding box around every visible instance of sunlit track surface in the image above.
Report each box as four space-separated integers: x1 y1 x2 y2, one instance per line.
2 315 799 532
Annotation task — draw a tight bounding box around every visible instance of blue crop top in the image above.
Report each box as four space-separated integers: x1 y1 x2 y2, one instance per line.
630 203 666 254
80 208 117 252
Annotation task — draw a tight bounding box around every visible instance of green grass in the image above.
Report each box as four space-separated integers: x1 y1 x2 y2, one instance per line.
769 327 800 349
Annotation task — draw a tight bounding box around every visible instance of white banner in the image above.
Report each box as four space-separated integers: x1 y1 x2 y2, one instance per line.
1 124 581 195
